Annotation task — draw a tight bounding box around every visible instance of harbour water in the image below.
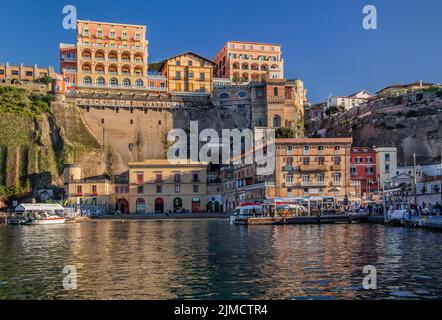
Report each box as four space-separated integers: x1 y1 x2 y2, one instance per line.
0 220 441 299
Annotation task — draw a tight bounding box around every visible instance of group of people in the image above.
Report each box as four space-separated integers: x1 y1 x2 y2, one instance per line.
408 202 442 216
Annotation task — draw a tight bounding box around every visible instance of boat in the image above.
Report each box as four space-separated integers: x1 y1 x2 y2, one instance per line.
26 212 67 225
14 203 67 225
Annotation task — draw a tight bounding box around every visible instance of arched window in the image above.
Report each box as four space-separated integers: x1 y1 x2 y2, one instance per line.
219 92 229 99
136 198 145 214
274 87 279 96
83 76 92 85
96 77 105 86
109 78 118 86
238 91 248 98
122 78 131 87
273 115 281 128
135 79 144 87
173 197 183 212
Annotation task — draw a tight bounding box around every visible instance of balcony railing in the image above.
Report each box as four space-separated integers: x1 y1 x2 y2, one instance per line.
330 165 341 171
299 165 327 172
282 165 296 172
301 181 327 187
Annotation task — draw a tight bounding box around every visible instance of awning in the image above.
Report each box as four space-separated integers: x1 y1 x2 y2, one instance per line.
15 203 64 212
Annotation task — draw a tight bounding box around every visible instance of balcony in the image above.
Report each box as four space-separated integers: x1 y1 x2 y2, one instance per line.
301 181 327 187
330 165 341 171
299 165 327 172
282 165 296 172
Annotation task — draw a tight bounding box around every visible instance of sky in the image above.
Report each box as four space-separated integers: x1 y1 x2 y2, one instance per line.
1 0 441 102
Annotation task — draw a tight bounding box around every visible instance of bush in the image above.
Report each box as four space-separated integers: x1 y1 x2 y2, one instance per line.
275 127 296 138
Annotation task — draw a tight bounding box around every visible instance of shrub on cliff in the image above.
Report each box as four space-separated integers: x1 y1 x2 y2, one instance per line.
0 86 52 117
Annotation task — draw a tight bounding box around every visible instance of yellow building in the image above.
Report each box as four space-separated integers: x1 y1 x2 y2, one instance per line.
128 160 208 213
160 52 215 94
76 20 148 91
63 164 113 206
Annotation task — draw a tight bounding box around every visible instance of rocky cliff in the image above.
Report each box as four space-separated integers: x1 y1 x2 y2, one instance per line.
307 91 442 165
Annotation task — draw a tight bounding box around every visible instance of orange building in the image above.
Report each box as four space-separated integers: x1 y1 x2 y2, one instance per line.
214 41 284 82
0 63 55 81
76 20 148 91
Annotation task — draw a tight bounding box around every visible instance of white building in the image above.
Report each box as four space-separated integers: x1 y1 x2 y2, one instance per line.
326 89 374 111
375 147 398 189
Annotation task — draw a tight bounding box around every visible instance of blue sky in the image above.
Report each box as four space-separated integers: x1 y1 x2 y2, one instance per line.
1 0 441 102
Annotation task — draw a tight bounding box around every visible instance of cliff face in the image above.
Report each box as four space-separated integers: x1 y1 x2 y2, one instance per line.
0 86 100 198
307 92 442 164
0 85 253 198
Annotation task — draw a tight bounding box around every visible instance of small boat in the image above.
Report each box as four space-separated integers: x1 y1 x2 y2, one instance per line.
14 203 67 226
26 212 66 225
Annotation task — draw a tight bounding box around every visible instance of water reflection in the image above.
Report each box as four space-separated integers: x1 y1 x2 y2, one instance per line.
0 221 441 299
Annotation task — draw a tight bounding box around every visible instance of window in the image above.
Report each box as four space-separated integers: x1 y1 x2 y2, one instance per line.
109 78 118 86
174 173 181 182
333 173 341 184
135 33 140 40
176 60 181 66
137 185 144 194
366 167 374 175
334 145 341 151
155 173 162 182
135 79 144 87
317 173 325 182
356 157 363 163
76 185 83 195
92 185 97 195
175 185 181 193
334 157 341 165
318 157 325 165
96 77 105 86
350 167 356 176
219 92 229 99
83 76 92 85
193 185 199 193
110 30 115 38
176 71 181 79
274 87 279 96
200 73 205 81
366 156 373 163
385 164 390 173
188 60 193 66
385 153 390 162
136 173 144 184
302 175 309 182
238 91 248 98
303 157 310 165
193 173 199 182
25 71 33 77
156 185 162 193
122 78 131 87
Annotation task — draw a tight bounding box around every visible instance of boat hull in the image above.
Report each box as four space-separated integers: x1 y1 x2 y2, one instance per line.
26 218 66 225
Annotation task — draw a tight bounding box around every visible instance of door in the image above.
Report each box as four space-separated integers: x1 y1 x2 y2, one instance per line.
155 198 164 214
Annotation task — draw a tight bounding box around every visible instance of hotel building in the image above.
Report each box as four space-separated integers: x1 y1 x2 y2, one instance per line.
214 41 284 82
59 43 77 91
75 20 148 92
160 52 215 94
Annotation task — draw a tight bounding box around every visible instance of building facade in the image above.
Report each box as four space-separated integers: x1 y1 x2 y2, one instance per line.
128 160 207 213
375 147 398 189
275 138 357 200
214 41 283 82
350 147 378 196
160 52 215 94
326 89 373 112
0 63 55 81
76 20 148 92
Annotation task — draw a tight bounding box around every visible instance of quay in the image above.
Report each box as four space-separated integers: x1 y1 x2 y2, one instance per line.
92 212 231 221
